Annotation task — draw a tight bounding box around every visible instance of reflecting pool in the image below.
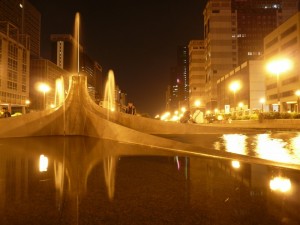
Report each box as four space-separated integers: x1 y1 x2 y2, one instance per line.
158 131 300 165
1 136 300 224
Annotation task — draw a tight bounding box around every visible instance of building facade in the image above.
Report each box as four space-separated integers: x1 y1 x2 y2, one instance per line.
188 40 206 111
0 0 41 57
264 12 300 112
177 45 189 105
203 0 299 111
232 0 299 65
203 0 237 110
168 66 180 112
217 60 265 113
0 22 30 114
29 58 70 111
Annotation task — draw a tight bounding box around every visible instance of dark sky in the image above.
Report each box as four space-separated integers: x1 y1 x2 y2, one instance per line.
28 0 206 116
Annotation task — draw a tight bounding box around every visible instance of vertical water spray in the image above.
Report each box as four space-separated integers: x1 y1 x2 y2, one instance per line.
54 76 66 135
103 70 116 111
54 76 65 107
73 12 80 75
101 70 116 119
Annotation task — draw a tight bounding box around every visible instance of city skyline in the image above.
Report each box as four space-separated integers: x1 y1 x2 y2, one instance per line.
28 0 206 116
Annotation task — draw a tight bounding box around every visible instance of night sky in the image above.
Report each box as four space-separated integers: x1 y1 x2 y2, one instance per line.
28 0 206 116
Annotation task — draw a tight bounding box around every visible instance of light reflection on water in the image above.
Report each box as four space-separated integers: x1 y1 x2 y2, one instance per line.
213 132 300 164
1 136 300 224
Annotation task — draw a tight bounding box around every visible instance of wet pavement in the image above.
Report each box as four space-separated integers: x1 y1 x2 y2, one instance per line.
0 135 300 224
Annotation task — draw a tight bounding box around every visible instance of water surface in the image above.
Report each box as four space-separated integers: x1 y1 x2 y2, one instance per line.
0 136 299 225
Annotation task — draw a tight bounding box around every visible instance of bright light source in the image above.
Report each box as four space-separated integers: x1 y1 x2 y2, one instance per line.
39 154 48 172
266 58 292 75
229 81 241 92
194 100 201 107
38 83 51 93
259 98 265 104
270 177 291 193
231 160 240 169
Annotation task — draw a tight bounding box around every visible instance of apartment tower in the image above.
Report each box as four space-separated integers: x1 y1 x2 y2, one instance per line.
203 0 299 110
188 40 206 110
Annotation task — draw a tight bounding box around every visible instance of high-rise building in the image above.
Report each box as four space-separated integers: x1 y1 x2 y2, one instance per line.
203 0 299 110
264 12 300 113
177 46 189 105
168 66 180 111
0 0 41 57
0 22 30 113
167 46 190 112
0 0 40 114
203 0 237 110
188 40 206 110
232 0 299 65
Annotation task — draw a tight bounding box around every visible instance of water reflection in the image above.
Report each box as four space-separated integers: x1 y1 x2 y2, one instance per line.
270 176 292 193
39 154 49 172
103 156 117 200
214 132 300 165
1 136 300 224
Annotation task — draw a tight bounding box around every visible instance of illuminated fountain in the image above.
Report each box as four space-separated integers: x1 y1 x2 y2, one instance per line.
0 12 226 142
54 76 65 107
101 70 116 114
0 12 298 172
73 12 80 75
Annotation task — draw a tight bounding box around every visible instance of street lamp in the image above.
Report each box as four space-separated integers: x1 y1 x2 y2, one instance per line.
229 81 241 110
259 98 265 112
38 83 50 110
238 102 244 110
194 100 201 108
295 90 300 113
266 58 292 112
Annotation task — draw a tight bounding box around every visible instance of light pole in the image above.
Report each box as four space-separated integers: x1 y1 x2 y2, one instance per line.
259 98 265 112
266 58 292 112
38 83 50 110
295 90 300 113
229 81 241 112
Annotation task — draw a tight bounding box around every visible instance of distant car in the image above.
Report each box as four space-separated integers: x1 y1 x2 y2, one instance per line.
12 112 22 117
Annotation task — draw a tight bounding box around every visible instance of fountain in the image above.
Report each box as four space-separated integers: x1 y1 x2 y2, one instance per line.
54 76 65 107
101 70 116 115
73 12 80 75
0 12 298 166
1 12 300 225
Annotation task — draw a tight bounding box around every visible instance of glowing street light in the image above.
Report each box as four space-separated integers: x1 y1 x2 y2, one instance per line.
194 100 201 108
266 58 292 112
238 102 244 109
229 81 241 109
295 90 300 113
259 98 265 112
38 83 50 110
